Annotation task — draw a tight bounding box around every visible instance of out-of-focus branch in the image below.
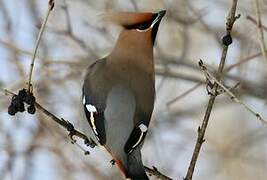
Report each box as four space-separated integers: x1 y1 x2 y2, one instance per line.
167 82 202 107
224 51 265 72
184 1 239 180
246 15 267 31
254 0 267 64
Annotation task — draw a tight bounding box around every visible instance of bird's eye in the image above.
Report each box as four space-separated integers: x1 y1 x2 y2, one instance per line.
137 21 151 30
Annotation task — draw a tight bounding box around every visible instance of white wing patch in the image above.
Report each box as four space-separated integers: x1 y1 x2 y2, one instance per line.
82 96 86 105
86 104 97 112
139 124 148 132
85 103 98 136
132 124 148 150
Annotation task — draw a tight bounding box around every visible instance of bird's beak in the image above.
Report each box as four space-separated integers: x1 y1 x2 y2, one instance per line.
151 10 166 28
151 10 166 44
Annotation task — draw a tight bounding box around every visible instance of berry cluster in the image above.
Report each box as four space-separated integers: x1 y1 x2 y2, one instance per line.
8 89 36 116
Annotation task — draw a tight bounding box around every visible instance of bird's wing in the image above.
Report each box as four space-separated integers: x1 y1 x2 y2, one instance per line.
82 59 107 145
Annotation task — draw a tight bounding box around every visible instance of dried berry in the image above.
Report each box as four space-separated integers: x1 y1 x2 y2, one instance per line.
17 101 25 112
12 97 21 109
18 89 27 100
222 34 232 46
8 105 17 116
25 93 36 105
27 105 36 114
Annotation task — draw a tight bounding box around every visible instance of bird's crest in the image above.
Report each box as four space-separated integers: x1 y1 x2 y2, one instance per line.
101 12 153 27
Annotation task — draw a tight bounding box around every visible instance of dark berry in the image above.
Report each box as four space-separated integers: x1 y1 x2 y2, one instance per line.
25 93 35 105
12 97 21 109
222 34 232 46
8 105 17 116
18 89 27 100
17 101 25 112
27 105 36 114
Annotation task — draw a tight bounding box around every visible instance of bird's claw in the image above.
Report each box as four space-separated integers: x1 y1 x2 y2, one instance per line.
84 138 97 148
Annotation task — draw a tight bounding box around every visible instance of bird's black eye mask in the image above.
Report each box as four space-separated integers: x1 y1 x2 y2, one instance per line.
124 13 158 31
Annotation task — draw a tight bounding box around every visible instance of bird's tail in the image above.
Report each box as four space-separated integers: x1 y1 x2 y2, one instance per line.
126 149 149 180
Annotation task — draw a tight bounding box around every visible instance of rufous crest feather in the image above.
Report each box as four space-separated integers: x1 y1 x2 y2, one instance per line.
100 12 153 27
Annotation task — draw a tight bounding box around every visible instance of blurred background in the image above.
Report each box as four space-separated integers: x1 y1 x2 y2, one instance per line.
1 0 267 179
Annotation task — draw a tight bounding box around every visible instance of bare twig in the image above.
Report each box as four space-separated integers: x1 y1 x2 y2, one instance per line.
2 88 93 147
224 51 265 72
246 15 267 31
166 82 202 107
184 1 239 180
199 61 267 125
27 1 54 92
144 166 173 180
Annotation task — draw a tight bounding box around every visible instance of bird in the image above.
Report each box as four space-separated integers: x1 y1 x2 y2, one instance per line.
81 10 166 180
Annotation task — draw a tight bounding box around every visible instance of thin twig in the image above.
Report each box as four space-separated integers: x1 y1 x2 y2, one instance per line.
254 0 267 63
184 1 239 180
224 51 265 72
144 166 173 180
27 1 54 92
246 15 267 31
200 61 267 125
3 88 91 143
166 82 202 107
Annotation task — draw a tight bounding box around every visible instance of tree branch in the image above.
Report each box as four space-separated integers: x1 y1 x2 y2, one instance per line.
184 1 239 180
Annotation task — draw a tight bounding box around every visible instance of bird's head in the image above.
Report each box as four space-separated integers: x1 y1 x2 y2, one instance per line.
104 10 166 48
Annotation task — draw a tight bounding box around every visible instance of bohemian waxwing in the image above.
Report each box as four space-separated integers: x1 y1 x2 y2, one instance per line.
82 10 166 180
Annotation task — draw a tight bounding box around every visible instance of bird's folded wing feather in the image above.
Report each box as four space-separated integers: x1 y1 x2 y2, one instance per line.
82 60 107 145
